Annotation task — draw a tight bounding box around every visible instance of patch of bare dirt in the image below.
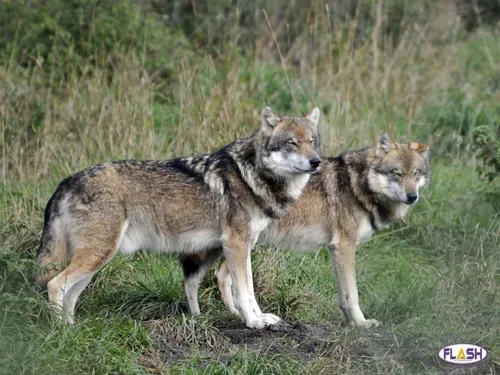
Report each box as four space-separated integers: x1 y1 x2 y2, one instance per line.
217 320 333 362
150 318 337 364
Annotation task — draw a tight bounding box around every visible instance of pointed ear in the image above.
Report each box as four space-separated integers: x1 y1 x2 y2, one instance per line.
409 142 430 159
377 133 396 153
304 107 320 128
261 107 281 131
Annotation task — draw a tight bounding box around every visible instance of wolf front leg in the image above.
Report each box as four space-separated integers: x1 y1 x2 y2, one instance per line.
215 258 280 324
215 259 240 315
222 229 278 329
245 249 281 324
329 242 381 328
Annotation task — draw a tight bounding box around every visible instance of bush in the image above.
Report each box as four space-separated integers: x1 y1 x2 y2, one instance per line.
473 125 500 211
456 0 500 31
473 125 500 182
0 0 189 78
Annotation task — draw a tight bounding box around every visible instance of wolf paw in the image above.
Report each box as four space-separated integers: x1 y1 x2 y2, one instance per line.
260 313 281 325
245 313 282 329
245 318 268 329
350 318 382 328
229 307 241 316
64 314 75 325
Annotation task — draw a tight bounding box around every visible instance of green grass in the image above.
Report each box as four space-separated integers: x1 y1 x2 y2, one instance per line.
1 1 500 374
1 163 498 374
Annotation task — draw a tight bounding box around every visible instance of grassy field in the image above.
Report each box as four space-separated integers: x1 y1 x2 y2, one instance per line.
1 1 499 374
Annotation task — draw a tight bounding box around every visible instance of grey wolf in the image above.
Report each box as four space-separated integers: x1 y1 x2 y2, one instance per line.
181 133 431 328
36 107 322 328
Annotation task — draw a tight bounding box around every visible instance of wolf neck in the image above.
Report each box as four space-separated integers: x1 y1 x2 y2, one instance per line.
341 149 408 229
231 134 309 219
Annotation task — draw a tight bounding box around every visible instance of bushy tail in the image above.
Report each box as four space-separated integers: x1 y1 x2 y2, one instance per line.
35 198 68 288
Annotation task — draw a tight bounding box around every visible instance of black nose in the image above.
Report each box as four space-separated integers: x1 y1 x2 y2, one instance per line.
406 192 418 203
310 158 321 169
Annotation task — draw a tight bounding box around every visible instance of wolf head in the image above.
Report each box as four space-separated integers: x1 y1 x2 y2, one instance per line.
260 107 321 175
368 133 431 205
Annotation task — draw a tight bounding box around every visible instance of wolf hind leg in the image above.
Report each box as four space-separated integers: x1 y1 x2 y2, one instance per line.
62 273 95 324
47 265 85 320
47 219 127 324
181 247 222 315
47 245 118 323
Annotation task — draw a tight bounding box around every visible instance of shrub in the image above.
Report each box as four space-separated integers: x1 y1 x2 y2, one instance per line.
456 0 500 31
473 125 500 182
0 0 189 78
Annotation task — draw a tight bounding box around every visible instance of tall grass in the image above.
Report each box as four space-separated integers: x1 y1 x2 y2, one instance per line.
1 1 499 374
0 1 476 187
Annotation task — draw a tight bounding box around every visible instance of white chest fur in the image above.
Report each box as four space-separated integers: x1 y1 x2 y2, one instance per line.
251 217 271 235
393 203 410 221
287 174 310 200
357 215 374 245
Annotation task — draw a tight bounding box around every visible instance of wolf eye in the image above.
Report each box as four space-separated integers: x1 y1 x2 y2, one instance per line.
286 139 298 147
309 138 314 145
392 169 402 177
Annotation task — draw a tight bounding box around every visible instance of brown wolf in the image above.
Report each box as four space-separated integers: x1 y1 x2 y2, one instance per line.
181 133 431 328
36 107 322 328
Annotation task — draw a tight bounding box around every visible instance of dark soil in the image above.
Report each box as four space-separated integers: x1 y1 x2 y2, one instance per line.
217 320 333 362
151 318 337 365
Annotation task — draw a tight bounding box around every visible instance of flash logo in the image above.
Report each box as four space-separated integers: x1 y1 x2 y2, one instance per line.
439 344 487 365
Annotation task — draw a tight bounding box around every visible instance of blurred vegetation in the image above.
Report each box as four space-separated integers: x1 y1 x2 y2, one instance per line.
474 124 500 210
1 0 499 170
474 125 500 182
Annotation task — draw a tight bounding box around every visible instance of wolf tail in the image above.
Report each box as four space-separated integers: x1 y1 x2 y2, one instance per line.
35 193 69 288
